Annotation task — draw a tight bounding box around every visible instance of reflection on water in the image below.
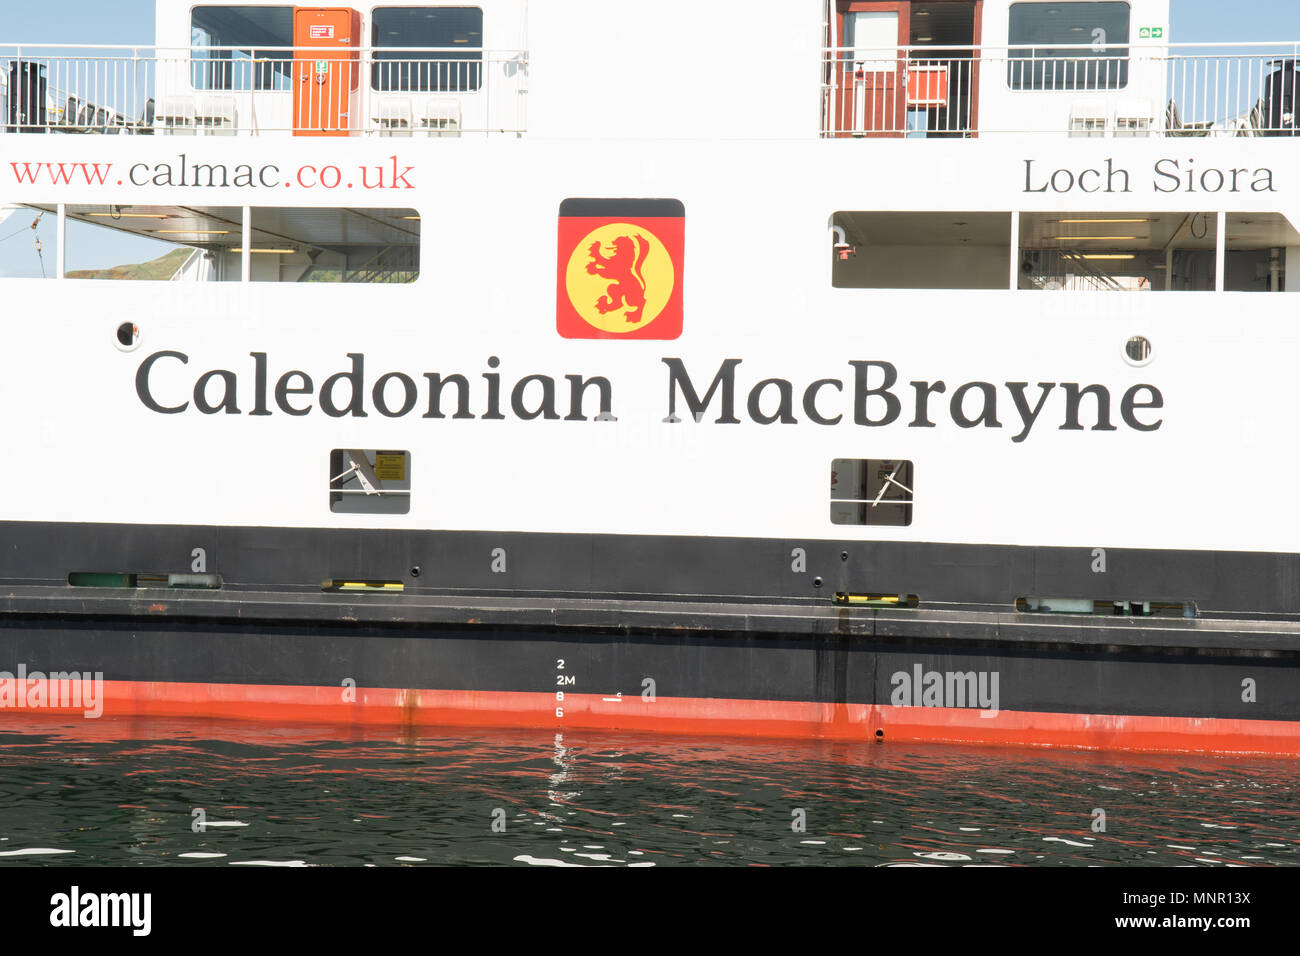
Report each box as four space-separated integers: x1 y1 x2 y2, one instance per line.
0 715 1296 866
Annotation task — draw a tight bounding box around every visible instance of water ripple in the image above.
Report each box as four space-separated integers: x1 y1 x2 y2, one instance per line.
0 716 1296 865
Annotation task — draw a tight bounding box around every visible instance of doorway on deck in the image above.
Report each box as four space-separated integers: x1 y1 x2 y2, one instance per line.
833 2 910 136
832 2 980 137
907 1 980 137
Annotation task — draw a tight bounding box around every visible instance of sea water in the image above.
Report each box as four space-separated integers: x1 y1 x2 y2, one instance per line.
0 716 1296 867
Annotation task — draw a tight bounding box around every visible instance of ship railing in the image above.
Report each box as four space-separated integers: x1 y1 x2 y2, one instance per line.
822 41 1300 138
0 44 528 136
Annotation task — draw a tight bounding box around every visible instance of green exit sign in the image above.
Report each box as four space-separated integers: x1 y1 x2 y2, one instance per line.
1139 26 1164 39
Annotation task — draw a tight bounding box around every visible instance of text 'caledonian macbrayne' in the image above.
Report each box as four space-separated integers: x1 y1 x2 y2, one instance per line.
134 352 1163 442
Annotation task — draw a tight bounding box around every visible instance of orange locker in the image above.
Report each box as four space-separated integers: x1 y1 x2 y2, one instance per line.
293 7 361 136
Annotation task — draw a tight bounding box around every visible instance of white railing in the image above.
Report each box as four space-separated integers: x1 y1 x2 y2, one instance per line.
0 44 528 136
822 42 1300 138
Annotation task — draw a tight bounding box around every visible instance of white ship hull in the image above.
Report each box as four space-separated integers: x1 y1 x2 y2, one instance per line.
0 0 1297 752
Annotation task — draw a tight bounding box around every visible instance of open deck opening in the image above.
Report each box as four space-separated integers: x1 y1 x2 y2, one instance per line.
829 209 1300 292
5 203 420 283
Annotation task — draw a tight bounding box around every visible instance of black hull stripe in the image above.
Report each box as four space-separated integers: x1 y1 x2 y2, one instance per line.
0 520 1297 616
1 616 1297 722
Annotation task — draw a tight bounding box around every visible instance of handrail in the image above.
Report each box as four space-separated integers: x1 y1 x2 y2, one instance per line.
825 41 1300 53
1 43 528 54
822 43 1300 138
0 39 1289 52
0 45 530 137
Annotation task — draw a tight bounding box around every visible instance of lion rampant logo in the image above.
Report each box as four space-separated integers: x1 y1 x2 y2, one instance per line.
556 199 683 339
585 234 651 323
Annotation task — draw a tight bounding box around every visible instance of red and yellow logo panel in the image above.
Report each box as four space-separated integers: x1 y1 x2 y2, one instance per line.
556 198 685 339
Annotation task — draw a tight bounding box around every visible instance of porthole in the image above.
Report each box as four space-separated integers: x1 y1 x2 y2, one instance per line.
114 321 140 352
1123 334 1154 367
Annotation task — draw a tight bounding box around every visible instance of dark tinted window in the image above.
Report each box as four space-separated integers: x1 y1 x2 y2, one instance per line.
330 449 411 514
191 6 294 90
371 7 483 92
830 459 913 526
1008 2 1130 90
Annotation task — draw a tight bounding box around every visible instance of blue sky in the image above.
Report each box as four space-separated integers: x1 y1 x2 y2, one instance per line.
2 1 1300 276
1 1 1297 46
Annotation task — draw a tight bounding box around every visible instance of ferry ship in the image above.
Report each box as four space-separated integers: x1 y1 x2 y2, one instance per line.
0 0 1298 754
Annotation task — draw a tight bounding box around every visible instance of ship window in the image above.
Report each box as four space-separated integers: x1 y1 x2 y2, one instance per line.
831 211 1011 289
330 449 411 515
831 459 913 526
191 6 294 91
1007 2 1129 90
371 7 483 92
1018 210 1218 291
250 207 420 283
